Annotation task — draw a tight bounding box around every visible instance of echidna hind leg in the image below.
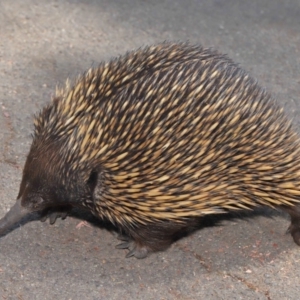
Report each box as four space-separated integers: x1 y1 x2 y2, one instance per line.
284 205 300 246
116 220 198 259
116 235 149 259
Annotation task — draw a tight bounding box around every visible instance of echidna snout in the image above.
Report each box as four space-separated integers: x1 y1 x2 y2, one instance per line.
1 42 300 259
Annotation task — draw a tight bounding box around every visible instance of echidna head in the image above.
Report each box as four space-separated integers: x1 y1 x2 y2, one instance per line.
0 139 97 235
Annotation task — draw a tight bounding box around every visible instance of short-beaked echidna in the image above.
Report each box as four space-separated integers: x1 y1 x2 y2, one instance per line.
1 42 300 259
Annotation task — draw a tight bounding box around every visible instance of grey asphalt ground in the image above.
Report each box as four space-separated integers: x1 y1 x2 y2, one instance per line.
0 0 300 299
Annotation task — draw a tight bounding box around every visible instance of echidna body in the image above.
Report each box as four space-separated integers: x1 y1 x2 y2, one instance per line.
1 42 300 258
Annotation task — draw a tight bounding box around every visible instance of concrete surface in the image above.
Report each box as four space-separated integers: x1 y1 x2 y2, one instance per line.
0 0 300 299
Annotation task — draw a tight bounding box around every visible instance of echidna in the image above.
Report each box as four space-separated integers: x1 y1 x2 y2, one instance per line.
1 42 300 259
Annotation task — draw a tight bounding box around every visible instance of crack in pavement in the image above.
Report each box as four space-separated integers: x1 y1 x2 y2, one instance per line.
225 273 271 300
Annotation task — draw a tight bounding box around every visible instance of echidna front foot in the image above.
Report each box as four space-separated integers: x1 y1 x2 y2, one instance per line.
40 206 71 225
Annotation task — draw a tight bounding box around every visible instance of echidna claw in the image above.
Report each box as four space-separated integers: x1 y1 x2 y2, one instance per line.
116 242 131 249
116 234 130 241
126 249 136 258
126 246 148 259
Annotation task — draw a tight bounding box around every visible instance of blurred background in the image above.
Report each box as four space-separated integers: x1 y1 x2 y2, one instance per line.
0 0 300 299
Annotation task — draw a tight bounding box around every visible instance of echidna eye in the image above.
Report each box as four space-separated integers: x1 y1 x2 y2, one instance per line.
31 196 44 209
87 170 98 191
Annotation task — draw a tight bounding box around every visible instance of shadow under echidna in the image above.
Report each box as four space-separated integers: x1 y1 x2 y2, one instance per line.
1 42 300 259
